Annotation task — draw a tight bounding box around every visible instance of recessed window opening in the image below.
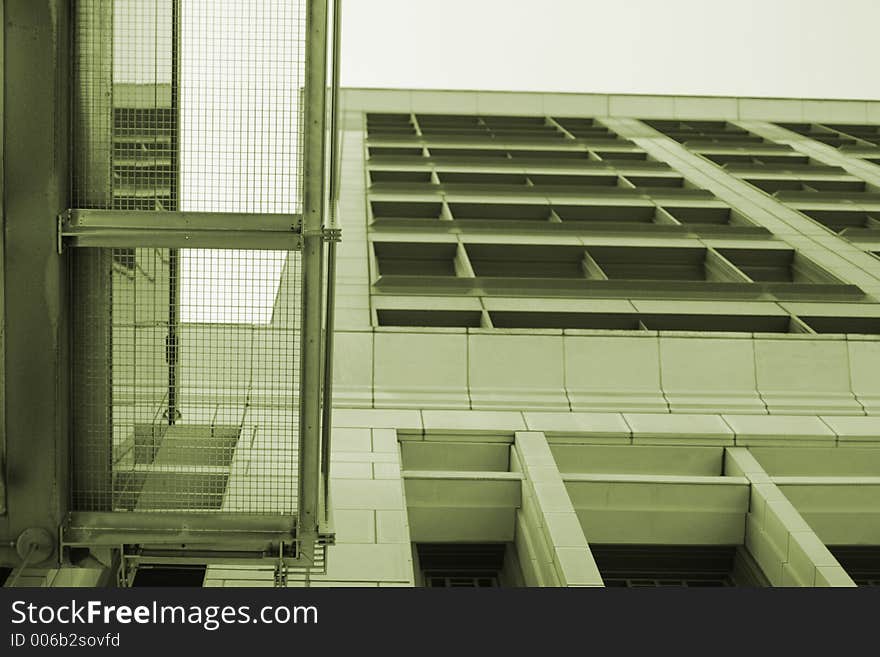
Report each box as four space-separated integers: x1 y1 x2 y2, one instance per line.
467 244 588 278
374 242 457 276
131 565 207 587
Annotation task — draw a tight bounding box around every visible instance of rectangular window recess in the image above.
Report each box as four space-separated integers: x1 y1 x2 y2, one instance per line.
716 248 839 284
131 565 207 587
367 126 417 137
368 147 424 158
374 242 458 277
625 175 686 188
552 204 657 223
437 172 529 185
401 441 511 472
429 147 510 159
417 543 508 588
592 545 767 587
481 115 548 127
829 547 880 587
586 246 710 281
490 311 641 330
376 309 482 328
371 201 442 219
416 114 483 126
801 316 880 335
467 243 589 278
366 112 412 122
799 209 880 232
661 206 731 225
594 150 649 161
485 311 793 333
448 202 552 221
641 313 792 333
369 170 432 184
507 149 591 160
528 173 620 187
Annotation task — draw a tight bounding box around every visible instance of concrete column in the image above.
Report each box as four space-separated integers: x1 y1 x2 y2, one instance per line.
513 431 603 587
725 447 855 587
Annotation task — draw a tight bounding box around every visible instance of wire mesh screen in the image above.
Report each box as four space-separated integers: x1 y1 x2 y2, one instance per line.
72 247 301 514
70 0 309 517
72 0 306 213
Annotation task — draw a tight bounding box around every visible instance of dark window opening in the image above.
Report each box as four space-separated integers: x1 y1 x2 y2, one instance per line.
374 242 458 277
587 246 709 281
131 565 207 587
553 204 656 223
369 170 432 184
368 147 424 158
448 202 551 222
468 244 588 278
717 248 836 284
417 543 507 588
625 175 685 189
377 309 482 328
371 201 442 220
801 316 880 335
508 149 590 161
592 545 766 587
662 206 731 225
529 173 620 187
429 147 509 159
490 311 640 330
438 172 528 186
798 209 880 233
641 314 791 333
594 150 648 161
830 547 880 586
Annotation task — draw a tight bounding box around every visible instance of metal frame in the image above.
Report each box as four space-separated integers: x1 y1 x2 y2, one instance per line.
59 209 304 250
55 0 340 576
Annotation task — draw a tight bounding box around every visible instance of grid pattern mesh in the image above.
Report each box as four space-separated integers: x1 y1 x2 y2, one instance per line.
73 247 301 514
70 0 308 517
72 0 305 213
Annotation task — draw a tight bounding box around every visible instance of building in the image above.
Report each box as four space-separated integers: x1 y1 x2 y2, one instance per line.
296 89 880 588
3 2 880 588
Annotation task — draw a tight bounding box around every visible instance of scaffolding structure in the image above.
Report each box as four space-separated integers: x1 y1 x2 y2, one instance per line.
1 0 339 583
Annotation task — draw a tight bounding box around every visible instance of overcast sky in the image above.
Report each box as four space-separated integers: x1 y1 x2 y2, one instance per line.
340 0 880 100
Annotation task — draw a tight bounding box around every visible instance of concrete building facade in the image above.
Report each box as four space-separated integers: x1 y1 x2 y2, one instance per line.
277 89 880 588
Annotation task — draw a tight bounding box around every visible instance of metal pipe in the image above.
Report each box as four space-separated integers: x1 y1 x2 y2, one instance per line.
319 0 342 524
329 0 342 205
167 0 181 426
320 238 337 522
298 0 330 561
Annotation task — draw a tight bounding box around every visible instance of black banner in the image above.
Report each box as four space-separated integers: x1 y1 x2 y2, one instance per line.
1 588 877 654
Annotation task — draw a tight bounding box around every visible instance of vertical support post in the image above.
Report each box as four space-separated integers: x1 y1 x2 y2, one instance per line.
166 0 181 425
299 0 330 559
513 432 604 587
725 447 856 587
70 0 114 511
1 0 71 563
0 0 6 518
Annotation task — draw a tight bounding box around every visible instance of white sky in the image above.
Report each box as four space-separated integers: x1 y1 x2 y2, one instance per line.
340 0 880 100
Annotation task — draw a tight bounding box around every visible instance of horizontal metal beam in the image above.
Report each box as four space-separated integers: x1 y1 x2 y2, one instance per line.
60 209 303 250
61 511 297 548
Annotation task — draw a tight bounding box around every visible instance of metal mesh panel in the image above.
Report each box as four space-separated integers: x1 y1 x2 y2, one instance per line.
70 1 309 519
73 0 306 214
72 247 301 514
